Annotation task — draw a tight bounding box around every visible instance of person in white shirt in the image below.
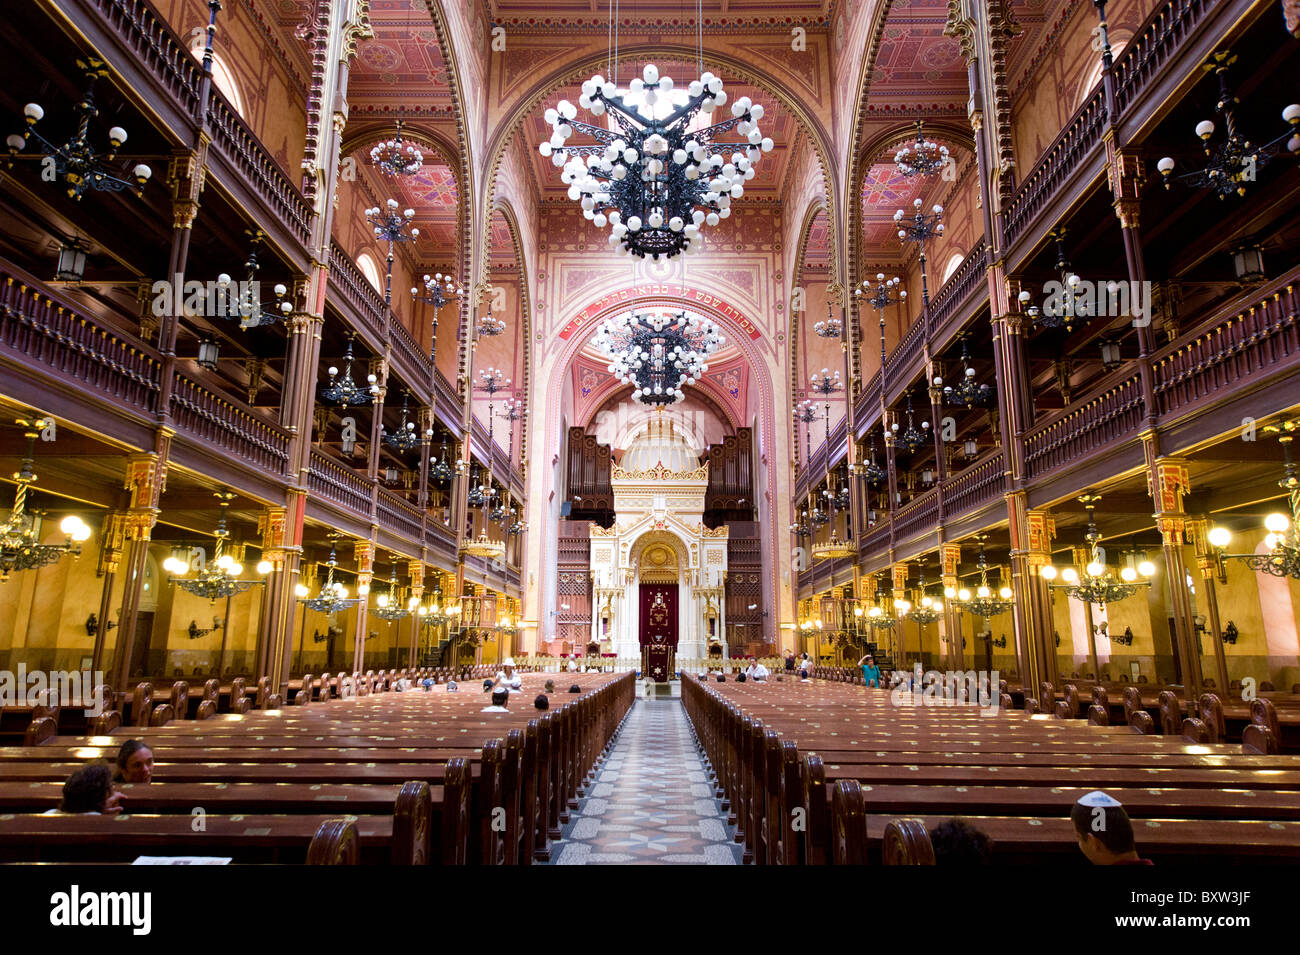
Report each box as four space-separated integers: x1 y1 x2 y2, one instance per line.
495 657 523 691
798 653 813 681
482 687 511 713
744 657 770 682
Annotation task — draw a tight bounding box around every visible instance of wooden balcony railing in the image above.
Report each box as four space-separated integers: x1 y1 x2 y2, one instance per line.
941 448 1006 521
89 0 202 115
927 239 989 337
893 487 941 543
377 487 424 541
1023 371 1146 480
328 242 388 343
1002 93 1107 248
169 374 290 474
205 96 311 249
1112 0 1217 116
1152 275 1300 419
0 263 161 416
389 316 427 385
308 448 373 517
883 315 926 397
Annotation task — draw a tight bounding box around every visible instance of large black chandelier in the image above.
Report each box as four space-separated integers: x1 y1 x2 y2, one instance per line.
946 539 1015 618
813 303 842 338
6 58 153 201
937 340 991 408
1207 420 1300 579
891 392 930 455
371 561 413 622
299 539 360 614
1156 52 1300 200
903 570 944 625
370 119 424 177
0 418 92 583
412 271 461 362
895 199 944 306
321 335 379 408
539 64 772 259
1018 228 1087 333
855 273 907 369
795 400 820 464
166 493 268 601
365 199 418 307
382 392 421 452
893 120 950 178
854 432 886 485
594 309 722 406
1040 496 1153 606
215 234 292 329
429 436 456 483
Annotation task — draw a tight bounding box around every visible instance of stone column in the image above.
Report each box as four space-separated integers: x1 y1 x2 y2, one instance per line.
351 540 374 673
109 447 169 689
90 512 127 676
254 506 298 687
407 560 425 666
1186 518 1230 694
941 541 963 670
1147 453 1202 698
1007 494 1058 694
892 563 911 668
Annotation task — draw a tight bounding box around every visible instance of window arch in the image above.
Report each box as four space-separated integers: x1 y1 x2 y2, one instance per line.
941 251 965 284
190 39 246 116
1073 40 1128 112
357 252 384 294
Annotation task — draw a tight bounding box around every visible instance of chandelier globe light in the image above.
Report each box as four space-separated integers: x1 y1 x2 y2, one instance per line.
539 64 772 259
893 120 950 178
594 309 723 406
0 418 92 582
370 119 424 177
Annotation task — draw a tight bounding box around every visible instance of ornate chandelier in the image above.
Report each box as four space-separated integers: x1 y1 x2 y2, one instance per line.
947 539 1014 618
1156 53 1300 199
430 436 455 483
594 309 722 406
412 271 461 362
1041 496 1153 605
476 312 506 337
893 120 950 178
903 571 943 624
539 64 772 259
866 599 897 630
1018 228 1087 333
214 234 292 329
6 58 152 201
321 336 379 408
1208 420 1300 579
382 392 422 452
858 432 886 484
370 119 424 177
938 340 991 408
813 304 842 338
371 562 413 622
166 492 268 601
298 540 360 614
0 418 92 582
891 392 931 454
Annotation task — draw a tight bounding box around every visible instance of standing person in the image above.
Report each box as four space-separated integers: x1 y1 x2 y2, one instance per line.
858 653 883 688
495 657 522 691
798 653 813 681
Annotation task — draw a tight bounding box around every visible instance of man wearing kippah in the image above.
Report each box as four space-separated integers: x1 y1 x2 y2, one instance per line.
1070 791 1153 865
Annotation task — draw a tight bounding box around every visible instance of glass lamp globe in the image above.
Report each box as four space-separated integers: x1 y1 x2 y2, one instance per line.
1137 560 1156 577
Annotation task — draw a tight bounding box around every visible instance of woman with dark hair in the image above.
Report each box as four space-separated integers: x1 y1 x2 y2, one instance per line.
44 764 123 815
113 739 153 784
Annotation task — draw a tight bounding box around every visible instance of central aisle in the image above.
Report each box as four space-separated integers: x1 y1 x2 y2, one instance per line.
550 698 745 865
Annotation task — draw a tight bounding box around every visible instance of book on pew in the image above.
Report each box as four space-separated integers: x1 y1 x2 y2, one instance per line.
131 857 232 865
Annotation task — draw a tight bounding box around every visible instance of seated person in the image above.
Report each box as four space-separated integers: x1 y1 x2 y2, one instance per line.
392 675 410 692
45 764 124 815
930 819 993 864
482 687 511 713
534 694 550 711
568 684 582 694
482 679 495 693
744 656 770 682
1070 791 1153 865
858 653 883 688
113 740 153 785
544 679 556 694
798 653 813 681
445 680 458 692
495 657 523 691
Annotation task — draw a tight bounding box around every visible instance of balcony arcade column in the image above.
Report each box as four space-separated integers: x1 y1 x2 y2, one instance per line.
1007 497 1058 698
892 563 911 668
1186 518 1231 694
941 540 964 670
110 449 169 689
352 540 374 673
927 375 948 484
254 506 298 684
90 512 127 676
365 365 388 481
407 560 424 666
1147 454 1203 698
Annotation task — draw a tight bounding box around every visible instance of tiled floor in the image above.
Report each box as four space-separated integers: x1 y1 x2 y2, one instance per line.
549 699 745 865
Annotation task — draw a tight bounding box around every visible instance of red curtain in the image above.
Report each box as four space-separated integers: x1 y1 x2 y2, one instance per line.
639 583 678 648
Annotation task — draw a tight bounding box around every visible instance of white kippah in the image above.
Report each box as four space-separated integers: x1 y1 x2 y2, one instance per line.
1076 790 1122 808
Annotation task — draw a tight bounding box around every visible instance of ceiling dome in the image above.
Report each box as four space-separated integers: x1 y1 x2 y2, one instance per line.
621 417 701 473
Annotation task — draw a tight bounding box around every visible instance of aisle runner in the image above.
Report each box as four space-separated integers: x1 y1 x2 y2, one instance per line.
550 699 745 865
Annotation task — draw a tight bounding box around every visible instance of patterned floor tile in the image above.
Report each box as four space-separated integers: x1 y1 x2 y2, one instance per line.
543 699 747 866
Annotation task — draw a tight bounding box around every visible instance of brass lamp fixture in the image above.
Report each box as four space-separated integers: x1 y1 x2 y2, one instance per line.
1040 496 1154 606
0 418 92 582
1206 420 1300 580
946 537 1014 618
166 492 269 601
